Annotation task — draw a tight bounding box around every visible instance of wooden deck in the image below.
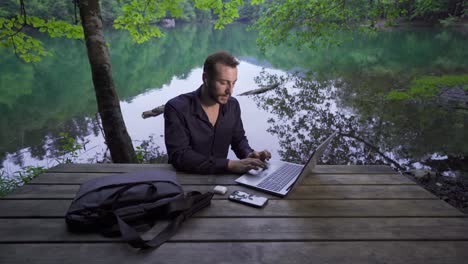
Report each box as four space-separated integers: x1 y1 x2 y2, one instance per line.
1 164 467 263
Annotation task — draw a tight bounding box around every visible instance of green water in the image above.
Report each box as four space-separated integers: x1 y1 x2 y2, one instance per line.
0 24 467 175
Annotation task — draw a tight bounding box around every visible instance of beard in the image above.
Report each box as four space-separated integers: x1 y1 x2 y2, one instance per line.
207 82 230 105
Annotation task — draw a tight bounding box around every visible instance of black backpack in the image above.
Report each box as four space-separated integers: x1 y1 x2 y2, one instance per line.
65 169 213 249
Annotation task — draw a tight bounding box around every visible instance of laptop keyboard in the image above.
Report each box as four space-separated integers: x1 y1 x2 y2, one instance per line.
257 163 303 192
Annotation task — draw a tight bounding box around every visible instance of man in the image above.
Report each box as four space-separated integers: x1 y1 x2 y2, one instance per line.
164 51 271 174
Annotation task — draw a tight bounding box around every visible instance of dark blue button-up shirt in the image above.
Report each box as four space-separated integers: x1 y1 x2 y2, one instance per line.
164 87 254 174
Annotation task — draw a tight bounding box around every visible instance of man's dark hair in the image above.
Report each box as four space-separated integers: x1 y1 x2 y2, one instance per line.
203 51 239 80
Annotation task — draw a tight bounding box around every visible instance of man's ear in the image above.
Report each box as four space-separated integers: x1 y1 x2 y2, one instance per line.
202 73 208 85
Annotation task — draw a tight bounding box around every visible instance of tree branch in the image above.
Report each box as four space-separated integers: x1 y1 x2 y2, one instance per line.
238 83 280 96
340 132 405 171
74 0 80 25
142 104 165 119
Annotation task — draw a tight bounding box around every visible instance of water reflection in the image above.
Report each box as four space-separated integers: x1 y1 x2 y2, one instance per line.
252 71 467 175
0 24 263 169
1 24 467 175
2 115 102 168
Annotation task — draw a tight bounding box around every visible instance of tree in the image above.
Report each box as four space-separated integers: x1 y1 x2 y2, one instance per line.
252 0 467 50
78 0 136 162
0 0 264 163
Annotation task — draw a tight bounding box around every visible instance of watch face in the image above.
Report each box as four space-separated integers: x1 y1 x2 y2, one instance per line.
229 190 268 207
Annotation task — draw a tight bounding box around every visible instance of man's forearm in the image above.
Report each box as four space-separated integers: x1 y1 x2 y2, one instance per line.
232 142 254 159
169 149 229 174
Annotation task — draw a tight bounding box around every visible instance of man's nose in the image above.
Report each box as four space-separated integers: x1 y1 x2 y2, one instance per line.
226 84 234 94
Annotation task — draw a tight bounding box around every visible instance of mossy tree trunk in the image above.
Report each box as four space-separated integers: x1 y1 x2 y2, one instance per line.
78 0 137 163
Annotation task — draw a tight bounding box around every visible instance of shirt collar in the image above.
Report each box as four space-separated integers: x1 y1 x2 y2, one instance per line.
191 85 227 117
191 86 205 118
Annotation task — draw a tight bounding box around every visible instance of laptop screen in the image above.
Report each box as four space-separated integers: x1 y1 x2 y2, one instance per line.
286 132 337 192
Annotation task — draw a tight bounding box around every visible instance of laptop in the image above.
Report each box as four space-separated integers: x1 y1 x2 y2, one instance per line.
235 132 337 197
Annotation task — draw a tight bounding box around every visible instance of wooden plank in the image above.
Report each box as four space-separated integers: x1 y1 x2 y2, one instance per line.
1 218 468 242
0 200 463 218
47 163 396 174
1 242 468 264
4 184 437 200
312 165 396 174
307 173 414 184
28 172 241 185
47 163 170 173
29 172 127 184
196 200 466 217
29 172 415 185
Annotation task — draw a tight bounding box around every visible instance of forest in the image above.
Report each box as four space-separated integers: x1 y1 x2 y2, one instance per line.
1 0 465 25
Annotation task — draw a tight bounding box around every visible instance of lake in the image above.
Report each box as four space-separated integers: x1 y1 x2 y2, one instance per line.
1 23 467 179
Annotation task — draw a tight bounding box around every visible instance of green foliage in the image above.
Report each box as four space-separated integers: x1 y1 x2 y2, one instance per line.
194 0 246 29
0 0 261 25
34 17 84 38
409 0 467 23
252 0 372 50
0 0 75 19
1 0 466 59
387 74 468 99
0 0 17 18
100 0 127 23
134 135 168 163
386 90 413 100
55 132 86 164
251 0 466 50
412 0 448 20
114 0 263 43
0 166 47 197
114 0 185 43
0 16 49 62
411 74 468 93
439 15 460 27
409 76 442 97
0 15 83 62
177 0 198 22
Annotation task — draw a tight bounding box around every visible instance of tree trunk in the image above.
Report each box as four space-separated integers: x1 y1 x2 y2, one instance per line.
78 0 137 163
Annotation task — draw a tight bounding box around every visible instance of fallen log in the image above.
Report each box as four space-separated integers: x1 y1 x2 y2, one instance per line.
142 104 165 119
141 83 280 119
238 83 280 96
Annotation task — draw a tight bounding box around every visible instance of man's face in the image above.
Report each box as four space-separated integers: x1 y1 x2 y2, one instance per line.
205 63 238 105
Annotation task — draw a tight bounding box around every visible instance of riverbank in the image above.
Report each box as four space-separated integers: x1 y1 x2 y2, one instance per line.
406 172 468 214
376 17 468 33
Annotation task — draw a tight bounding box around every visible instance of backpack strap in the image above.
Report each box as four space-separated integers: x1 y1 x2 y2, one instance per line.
116 191 214 249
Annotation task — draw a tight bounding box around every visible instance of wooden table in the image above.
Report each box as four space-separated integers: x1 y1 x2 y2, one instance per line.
1 164 467 263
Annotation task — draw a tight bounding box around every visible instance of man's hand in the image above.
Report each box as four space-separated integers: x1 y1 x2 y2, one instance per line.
228 158 267 174
247 149 272 162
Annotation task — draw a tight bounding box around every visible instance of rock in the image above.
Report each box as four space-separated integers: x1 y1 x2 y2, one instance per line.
428 171 437 179
410 169 431 180
160 18 175 28
412 169 439 180
437 87 468 109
